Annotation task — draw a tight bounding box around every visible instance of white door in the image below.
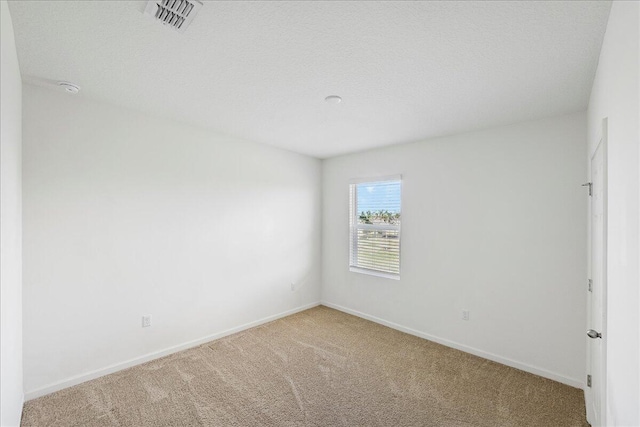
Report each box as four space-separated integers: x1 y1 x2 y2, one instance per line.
586 122 607 426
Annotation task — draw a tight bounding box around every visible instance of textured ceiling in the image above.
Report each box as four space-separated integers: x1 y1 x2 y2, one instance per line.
9 1 611 158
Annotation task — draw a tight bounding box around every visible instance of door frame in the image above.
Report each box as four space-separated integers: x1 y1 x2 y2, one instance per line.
585 117 608 426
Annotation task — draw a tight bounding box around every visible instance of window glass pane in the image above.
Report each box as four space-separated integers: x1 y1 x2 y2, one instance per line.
355 229 400 275
356 181 401 225
350 179 401 277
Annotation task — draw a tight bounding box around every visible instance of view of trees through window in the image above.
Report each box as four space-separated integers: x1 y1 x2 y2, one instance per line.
358 210 401 225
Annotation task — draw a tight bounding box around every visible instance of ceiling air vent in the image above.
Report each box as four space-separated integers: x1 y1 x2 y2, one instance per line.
144 0 203 33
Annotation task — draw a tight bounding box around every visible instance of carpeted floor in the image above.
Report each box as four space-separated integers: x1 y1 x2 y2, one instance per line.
22 306 588 426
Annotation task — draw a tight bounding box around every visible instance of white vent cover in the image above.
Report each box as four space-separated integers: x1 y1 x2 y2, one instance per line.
144 0 203 33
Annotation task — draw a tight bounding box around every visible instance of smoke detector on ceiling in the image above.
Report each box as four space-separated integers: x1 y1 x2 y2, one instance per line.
144 0 203 33
325 95 342 104
58 82 80 94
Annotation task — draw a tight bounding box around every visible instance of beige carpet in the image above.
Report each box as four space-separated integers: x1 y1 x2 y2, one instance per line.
22 306 588 426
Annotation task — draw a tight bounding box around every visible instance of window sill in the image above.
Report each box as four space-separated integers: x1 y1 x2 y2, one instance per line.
349 266 400 280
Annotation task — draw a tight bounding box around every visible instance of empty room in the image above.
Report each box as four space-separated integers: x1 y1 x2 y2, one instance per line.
1 1 638 426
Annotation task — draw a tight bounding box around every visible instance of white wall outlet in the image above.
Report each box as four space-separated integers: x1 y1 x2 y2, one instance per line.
290 282 295 291
462 310 470 321
142 315 152 328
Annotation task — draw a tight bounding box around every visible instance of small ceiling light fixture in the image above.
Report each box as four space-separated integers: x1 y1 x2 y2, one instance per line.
325 95 342 104
58 82 80 94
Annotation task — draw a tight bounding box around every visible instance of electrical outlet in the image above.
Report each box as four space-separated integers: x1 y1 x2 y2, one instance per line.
462 310 470 321
142 315 152 328
290 282 295 291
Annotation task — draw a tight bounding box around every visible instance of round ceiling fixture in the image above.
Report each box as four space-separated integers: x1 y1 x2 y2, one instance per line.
58 81 80 95
324 95 342 104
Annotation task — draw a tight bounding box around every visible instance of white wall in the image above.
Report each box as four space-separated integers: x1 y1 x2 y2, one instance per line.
322 113 587 387
0 1 24 425
587 2 640 425
22 85 322 397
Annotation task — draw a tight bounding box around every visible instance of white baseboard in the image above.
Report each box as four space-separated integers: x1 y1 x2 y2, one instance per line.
25 302 321 401
321 301 584 389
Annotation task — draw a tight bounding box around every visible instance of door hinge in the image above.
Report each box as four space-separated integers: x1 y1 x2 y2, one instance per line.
588 279 593 292
587 375 592 388
582 182 593 196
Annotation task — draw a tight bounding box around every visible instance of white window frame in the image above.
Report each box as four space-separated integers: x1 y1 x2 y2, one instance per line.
349 175 402 280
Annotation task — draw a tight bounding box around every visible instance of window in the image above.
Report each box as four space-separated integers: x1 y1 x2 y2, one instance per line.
349 176 402 279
